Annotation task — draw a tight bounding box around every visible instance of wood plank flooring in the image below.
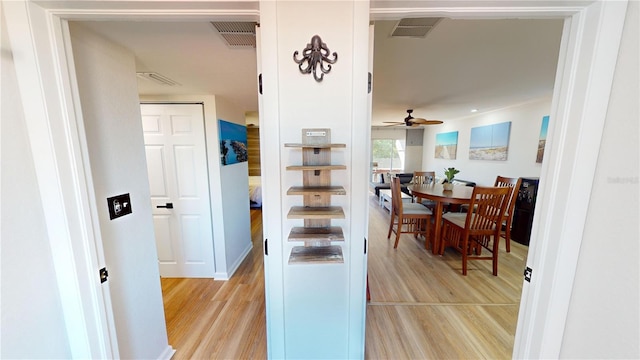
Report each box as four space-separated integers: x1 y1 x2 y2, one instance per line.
366 193 527 359
161 194 528 359
160 209 267 359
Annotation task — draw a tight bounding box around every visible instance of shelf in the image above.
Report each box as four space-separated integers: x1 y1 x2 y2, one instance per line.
288 245 344 264
288 226 345 242
286 165 346 171
287 186 346 195
285 129 345 265
287 206 345 219
284 143 346 149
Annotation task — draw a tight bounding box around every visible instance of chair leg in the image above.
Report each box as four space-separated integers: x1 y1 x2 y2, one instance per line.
387 213 395 239
393 216 403 248
493 234 500 276
424 218 431 251
505 218 512 253
439 222 448 256
461 235 468 275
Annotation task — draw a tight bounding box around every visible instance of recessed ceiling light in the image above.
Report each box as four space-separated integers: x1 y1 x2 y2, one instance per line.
470 109 478 113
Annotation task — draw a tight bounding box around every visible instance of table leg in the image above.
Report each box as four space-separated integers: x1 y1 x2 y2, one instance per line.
428 201 442 254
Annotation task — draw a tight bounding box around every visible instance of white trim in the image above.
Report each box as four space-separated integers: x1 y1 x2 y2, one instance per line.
155 345 176 360
59 16 121 359
514 1 628 358
347 3 372 358
256 2 287 357
215 242 254 281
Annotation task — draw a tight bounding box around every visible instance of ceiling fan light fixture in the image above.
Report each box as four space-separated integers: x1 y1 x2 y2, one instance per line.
382 109 443 127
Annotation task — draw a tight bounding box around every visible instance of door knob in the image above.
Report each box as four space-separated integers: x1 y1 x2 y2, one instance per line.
157 203 174 209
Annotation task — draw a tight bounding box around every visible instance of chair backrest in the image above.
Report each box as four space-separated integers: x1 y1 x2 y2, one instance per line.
413 171 436 186
464 186 511 233
390 176 404 215
494 176 522 216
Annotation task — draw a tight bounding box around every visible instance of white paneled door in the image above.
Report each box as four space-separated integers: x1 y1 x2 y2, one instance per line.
141 103 215 278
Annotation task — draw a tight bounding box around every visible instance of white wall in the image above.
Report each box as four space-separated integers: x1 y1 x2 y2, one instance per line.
405 128 424 173
422 97 551 186
560 1 639 357
214 97 253 275
0 8 71 358
139 94 253 280
69 23 170 359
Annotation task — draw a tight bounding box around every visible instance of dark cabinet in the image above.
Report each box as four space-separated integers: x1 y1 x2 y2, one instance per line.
511 177 539 246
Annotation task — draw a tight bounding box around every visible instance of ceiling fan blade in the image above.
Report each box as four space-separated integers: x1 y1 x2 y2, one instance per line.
411 118 444 125
382 121 404 124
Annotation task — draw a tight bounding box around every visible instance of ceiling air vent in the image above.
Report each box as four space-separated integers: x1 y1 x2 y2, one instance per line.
211 22 257 48
136 72 180 86
391 18 442 38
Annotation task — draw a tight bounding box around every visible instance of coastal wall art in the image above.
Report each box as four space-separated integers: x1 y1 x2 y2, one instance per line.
537 115 549 163
218 119 248 166
435 131 458 159
469 121 511 161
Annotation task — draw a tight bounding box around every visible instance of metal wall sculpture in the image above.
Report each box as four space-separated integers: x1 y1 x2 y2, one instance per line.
293 35 338 82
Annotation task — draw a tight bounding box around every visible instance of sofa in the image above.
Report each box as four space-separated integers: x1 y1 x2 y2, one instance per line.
449 179 476 187
370 173 414 197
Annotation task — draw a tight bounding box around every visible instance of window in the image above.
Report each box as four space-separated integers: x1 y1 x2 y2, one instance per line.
372 139 405 174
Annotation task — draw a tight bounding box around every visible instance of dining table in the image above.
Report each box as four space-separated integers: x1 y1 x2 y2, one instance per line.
407 183 475 254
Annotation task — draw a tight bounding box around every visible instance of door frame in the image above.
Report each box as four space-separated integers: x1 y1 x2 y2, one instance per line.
4 0 627 358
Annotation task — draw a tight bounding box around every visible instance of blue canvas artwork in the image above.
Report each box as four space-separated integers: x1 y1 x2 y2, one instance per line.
435 131 458 159
469 121 511 161
537 115 549 163
218 119 248 166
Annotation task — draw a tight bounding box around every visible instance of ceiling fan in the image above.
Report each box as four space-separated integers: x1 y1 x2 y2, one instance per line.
383 109 443 127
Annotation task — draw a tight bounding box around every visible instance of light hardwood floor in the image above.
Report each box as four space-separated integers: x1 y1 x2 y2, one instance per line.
161 194 528 359
160 209 267 359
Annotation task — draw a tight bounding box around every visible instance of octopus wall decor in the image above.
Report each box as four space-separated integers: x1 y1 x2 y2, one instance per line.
293 35 338 82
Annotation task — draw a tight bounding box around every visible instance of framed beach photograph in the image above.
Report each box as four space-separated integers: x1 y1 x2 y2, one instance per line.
469 121 511 161
218 119 248 166
537 115 549 163
435 131 458 159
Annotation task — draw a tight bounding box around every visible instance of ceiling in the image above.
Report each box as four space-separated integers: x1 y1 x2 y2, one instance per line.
75 17 563 127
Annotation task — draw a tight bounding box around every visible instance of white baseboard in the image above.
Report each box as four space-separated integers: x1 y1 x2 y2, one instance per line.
226 242 253 279
157 345 176 360
212 242 254 280
213 271 230 280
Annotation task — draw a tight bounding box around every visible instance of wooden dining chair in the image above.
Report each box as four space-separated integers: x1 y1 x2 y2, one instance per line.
440 186 511 275
387 176 433 249
494 176 522 253
459 175 522 253
412 171 436 209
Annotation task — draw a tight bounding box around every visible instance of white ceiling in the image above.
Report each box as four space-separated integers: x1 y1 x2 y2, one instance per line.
75 17 563 126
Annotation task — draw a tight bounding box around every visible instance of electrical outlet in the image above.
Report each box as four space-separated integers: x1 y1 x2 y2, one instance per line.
107 193 132 220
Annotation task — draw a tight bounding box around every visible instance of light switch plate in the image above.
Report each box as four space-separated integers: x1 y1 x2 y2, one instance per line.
107 193 132 220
